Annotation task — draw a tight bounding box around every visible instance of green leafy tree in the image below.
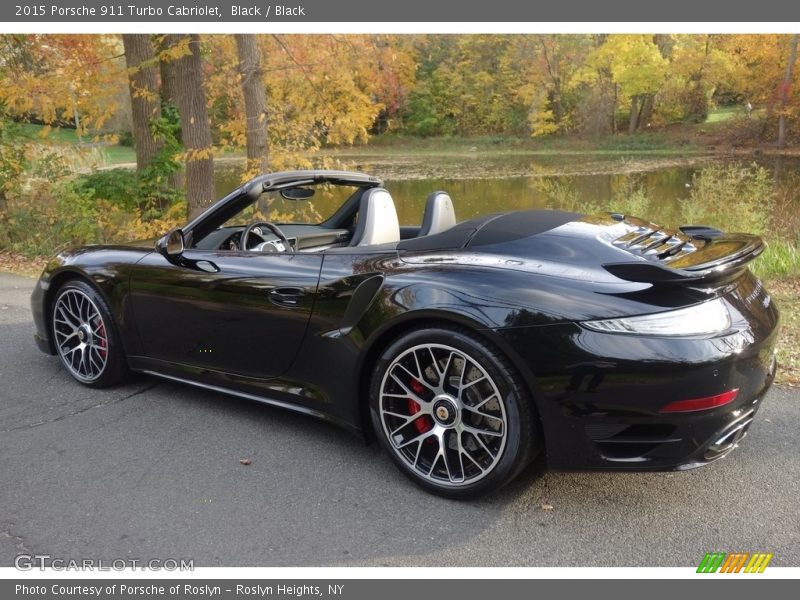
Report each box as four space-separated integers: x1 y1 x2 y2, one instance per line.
584 35 669 133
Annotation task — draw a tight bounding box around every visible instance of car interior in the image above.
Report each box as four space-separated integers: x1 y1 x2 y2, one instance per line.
192 185 457 254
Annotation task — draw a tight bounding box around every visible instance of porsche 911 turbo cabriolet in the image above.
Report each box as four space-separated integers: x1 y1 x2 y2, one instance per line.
31 170 780 498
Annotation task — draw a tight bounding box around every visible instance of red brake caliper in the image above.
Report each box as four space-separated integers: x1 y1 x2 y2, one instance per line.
408 379 432 434
95 318 107 359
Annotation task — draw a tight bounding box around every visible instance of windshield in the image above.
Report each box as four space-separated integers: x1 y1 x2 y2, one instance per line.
221 184 357 227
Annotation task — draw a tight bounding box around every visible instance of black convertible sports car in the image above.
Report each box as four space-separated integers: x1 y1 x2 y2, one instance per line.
31 170 780 498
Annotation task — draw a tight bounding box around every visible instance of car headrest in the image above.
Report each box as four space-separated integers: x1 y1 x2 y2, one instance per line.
350 187 401 247
419 191 456 237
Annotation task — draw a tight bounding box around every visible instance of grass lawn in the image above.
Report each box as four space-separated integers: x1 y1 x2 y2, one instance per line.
17 122 89 143
705 106 741 123
98 144 136 164
772 279 800 386
16 122 136 165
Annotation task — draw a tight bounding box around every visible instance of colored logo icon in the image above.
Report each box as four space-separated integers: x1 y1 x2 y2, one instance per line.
697 552 773 573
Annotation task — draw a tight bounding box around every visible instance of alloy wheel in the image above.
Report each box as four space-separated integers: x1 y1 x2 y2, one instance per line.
378 343 508 487
53 289 109 383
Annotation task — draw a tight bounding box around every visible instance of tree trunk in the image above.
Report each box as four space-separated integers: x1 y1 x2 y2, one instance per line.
550 88 564 124
69 87 83 143
777 33 799 148
122 34 162 172
611 83 618 134
156 35 185 192
539 37 565 125
628 95 640 134
235 34 269 175
164 34 215 219
157 38 179 110
610 103 617 134
639 94 655 128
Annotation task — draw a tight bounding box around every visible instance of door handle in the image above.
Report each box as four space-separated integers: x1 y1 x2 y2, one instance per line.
194 260 220 273
268 287 306 307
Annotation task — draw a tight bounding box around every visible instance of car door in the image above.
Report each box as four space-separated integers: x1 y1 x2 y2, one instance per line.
128 248 323 380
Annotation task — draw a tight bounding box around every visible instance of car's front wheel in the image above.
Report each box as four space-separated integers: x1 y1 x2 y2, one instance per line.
369 326 539 499
51 279 128 388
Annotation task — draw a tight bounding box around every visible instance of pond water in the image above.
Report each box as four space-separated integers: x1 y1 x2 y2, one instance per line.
213 152 800 229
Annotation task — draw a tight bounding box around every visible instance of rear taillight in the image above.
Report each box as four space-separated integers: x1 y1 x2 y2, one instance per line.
659 389 739 413
583 298 731 337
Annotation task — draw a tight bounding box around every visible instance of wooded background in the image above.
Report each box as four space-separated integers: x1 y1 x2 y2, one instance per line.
1 34 798 216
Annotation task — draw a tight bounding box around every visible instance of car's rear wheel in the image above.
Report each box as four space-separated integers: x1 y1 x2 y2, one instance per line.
51 280 128 388
369 326 539 499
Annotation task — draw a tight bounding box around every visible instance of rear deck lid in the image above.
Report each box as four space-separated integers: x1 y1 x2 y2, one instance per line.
596 214 765 283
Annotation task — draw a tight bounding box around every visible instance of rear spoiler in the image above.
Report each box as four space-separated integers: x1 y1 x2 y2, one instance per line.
603 233 765 284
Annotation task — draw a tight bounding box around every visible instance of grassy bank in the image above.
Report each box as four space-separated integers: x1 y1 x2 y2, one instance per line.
772 279 800 386
337 131 706 156
22 122 710 166
18 104 799 169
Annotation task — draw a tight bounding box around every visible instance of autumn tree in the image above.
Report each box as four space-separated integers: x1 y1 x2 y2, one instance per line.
203 35 383 170
404 35 528 136
512 35 594 135
161 34 215 218
235 34 269 177
149 34 184 194
584 35 669 133
580 34 619 136
122 34 162 172
663 35 735 123
365 35 418 132
0 35 125 136
777 34 798 148
715 35 800 143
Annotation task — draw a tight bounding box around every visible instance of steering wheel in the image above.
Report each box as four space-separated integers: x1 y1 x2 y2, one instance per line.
240 221 294 253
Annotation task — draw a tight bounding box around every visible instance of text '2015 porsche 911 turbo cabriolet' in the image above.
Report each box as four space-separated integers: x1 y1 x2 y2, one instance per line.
31 170 780 498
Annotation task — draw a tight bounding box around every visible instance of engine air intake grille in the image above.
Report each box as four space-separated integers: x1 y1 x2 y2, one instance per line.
612 223 699 264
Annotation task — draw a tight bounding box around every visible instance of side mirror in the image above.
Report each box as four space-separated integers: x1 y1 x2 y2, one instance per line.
156 228 185 262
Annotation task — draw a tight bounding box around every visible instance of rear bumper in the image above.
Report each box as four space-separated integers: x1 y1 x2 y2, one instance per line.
494 274 781 471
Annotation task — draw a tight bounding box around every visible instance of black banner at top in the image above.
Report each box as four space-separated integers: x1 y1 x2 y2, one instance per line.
3 0 800 23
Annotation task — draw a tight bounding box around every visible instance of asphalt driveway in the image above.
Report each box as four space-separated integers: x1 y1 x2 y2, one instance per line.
1 272 798 567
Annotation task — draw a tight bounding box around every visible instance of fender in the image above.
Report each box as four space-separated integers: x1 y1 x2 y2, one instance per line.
33 246 152 356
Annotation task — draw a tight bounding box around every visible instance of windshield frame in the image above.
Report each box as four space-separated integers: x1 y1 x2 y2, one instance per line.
182 170 383 247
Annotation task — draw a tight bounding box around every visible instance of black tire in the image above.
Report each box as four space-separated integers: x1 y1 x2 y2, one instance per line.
369 325 539 499
50 279 129 388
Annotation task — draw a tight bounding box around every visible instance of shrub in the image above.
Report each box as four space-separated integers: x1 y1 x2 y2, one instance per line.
752 240 799 280
0 180 100 255
71 169 139 211
0 177 186 256
677 163 772 236
117 130 135 147
533 162 796 281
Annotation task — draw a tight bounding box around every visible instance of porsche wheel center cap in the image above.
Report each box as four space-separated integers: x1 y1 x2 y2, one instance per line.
432 396 459 427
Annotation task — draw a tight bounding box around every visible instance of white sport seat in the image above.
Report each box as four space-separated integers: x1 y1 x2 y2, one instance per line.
350 187 401 246
419 191 456 236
